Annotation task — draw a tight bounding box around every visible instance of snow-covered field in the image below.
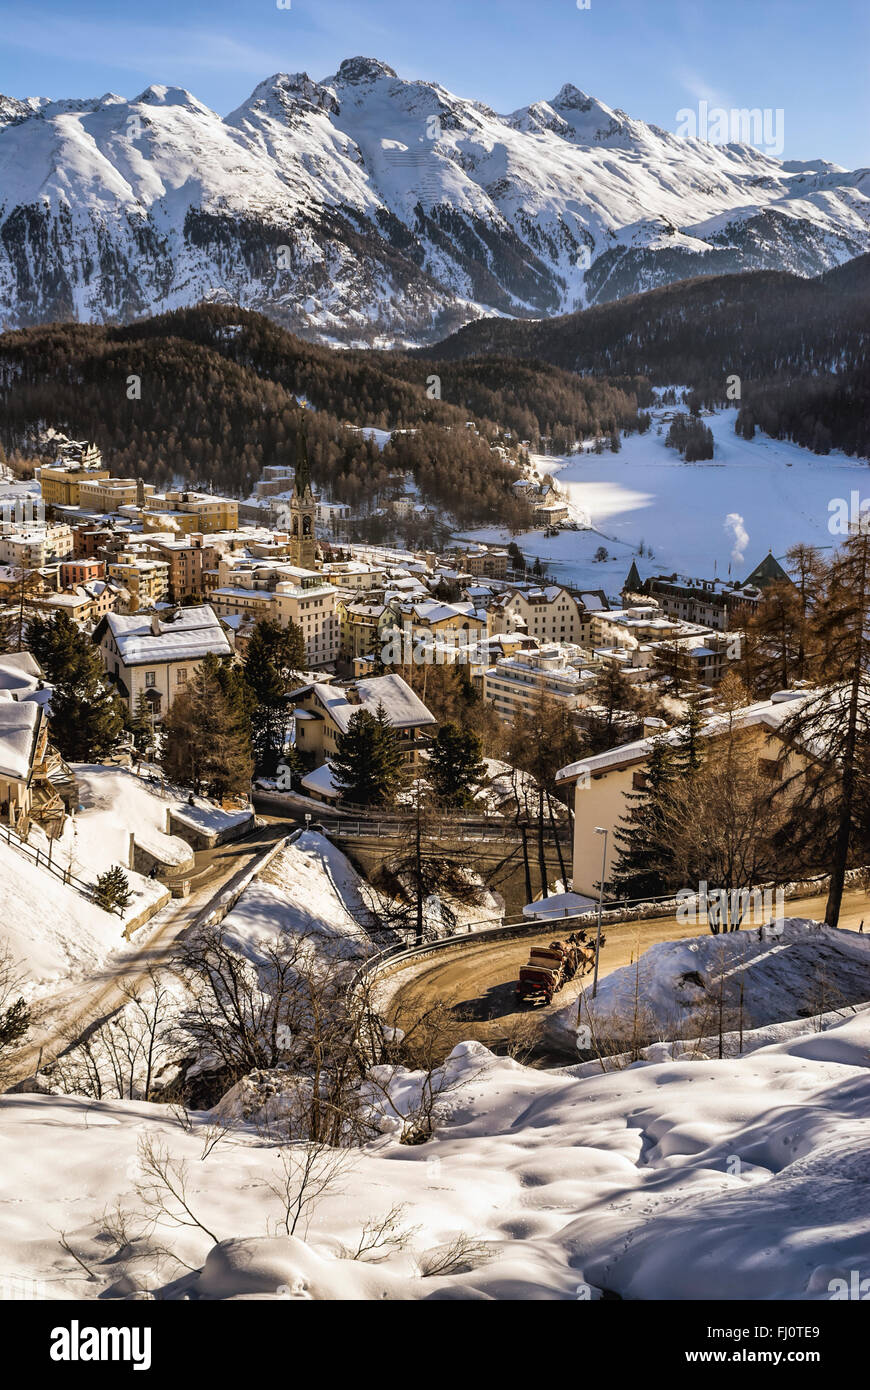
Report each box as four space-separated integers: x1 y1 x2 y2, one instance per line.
3 1010 870 1299
463 405 870 595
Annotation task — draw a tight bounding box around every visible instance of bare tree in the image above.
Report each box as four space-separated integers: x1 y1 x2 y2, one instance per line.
0 942 30 1085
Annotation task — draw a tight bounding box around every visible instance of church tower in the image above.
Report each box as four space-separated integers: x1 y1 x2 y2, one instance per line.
289 430 318 570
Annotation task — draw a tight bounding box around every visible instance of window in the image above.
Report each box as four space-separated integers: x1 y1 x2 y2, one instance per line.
632 771 648 791
758 758 782 781
177 668 187 685
145 671 156 688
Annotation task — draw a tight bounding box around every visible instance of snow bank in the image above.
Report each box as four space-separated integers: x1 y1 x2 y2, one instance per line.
219 832 375 966
549 919 870 1051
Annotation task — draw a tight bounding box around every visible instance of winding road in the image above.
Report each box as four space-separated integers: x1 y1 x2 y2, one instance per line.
386 888 870 1058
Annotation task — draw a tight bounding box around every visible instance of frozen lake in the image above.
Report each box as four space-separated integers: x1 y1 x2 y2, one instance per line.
461 405 870 597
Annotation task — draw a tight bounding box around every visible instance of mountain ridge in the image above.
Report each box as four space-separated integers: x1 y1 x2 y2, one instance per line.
1 57 868 343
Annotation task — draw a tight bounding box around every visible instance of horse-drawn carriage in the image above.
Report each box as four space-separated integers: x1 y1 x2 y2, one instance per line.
515 929 605 1006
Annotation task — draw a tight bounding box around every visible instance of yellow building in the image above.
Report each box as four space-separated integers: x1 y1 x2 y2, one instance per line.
39 465 110 507
556 691 815 897
77 477 144 511
106 552 170 612
143 491 239 534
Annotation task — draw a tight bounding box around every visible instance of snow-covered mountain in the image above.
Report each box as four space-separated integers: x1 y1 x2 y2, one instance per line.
1 56 868 344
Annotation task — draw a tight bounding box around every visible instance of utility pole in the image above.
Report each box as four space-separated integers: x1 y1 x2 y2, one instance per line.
592 826 608 998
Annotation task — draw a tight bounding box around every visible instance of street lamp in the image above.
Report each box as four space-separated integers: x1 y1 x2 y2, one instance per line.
592 826 608 998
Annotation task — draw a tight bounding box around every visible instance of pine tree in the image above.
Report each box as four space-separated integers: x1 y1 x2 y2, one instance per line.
128 691 156 760
94 865 132 914
428 723 486 807
47 619 124 762
0 568 43 653
26 609 81 681
244 618 305 773
608 736 679 899
162 654 253 800
586 658 638 751
675 699 705 772
330 705 404 806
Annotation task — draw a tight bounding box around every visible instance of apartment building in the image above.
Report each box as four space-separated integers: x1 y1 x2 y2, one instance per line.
0 524 74 567
638 573 761 632
60 558 104 587
336 599 386 662
499 586 588 644
210 561 340 668
320 559 387 592
451 547 509 580
483 644 596 723
72 523 134 559
290 672 436 771
77 476 144 512
138 533 221 603
556 691 815 896
140 490 239 534
106 551 170 612
380 597 487 660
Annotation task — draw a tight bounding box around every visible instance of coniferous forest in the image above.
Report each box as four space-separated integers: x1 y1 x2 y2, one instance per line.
0 304 645 526
423 256 870 459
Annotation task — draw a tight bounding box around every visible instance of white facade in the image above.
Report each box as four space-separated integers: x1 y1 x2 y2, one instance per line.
97 606 232 718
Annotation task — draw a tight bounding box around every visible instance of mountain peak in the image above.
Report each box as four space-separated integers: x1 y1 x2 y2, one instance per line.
132 84 212 115
231 72 341 123
333 57 397 86
551 83 595 112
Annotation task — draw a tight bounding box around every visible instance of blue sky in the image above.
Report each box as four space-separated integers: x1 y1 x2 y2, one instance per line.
2 0 868 167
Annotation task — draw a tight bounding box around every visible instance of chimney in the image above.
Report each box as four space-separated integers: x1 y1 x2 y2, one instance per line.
150 613 162 636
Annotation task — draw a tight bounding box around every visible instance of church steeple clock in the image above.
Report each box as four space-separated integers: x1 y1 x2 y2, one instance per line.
289 430 318 570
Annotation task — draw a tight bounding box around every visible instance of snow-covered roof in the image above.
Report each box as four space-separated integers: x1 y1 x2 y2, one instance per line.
0 700 41 781
556 690 815 783
105 606 231 666
300 762 342 799
293 673 436 734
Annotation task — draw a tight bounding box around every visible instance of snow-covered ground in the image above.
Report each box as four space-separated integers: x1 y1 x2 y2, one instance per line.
462 405 870 595
0 838 149 1000
220 832 377 967
2 766 253 996
4 1010 870 1299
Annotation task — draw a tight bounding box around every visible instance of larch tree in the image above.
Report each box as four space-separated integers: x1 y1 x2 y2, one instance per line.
774 527 870 926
